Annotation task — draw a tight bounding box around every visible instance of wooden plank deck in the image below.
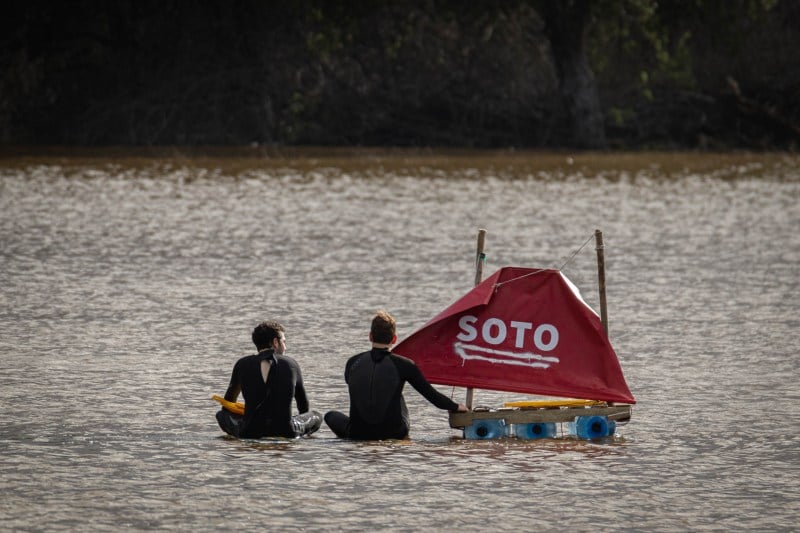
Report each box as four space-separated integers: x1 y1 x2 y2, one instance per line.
449 404 632 428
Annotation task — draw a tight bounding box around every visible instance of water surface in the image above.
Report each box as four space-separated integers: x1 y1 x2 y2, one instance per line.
1 149 798 531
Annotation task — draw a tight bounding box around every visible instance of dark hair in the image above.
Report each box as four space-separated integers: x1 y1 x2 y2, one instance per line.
252 320 285 350
370 310 396 344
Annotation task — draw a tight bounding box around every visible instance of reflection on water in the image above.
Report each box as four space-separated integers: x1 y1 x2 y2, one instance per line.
1 150 798 531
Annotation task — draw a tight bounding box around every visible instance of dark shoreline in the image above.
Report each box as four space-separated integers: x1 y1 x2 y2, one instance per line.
3 2 798 150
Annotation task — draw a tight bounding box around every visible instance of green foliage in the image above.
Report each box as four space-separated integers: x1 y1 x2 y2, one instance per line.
1 0 796 148
589 0 783 106
589 0 696 102
305 7 353 62
608 106 636 127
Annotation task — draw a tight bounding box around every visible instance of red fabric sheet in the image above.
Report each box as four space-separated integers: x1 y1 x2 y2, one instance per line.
393 267 636 404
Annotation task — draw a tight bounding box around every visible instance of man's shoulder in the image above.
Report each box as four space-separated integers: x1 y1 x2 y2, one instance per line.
348 350 372 361
387 352 421 377
345 350 372 371
276 354 302 368
346 350 415 366
389 352 415 366
234 353 258 365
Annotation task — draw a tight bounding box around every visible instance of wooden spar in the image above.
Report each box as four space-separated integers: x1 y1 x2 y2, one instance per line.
474 229 487 287
449 404 632 428
594 229 608 336
465 228 487 410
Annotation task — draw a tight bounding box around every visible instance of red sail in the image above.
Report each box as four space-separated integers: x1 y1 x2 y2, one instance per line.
394 267 636 404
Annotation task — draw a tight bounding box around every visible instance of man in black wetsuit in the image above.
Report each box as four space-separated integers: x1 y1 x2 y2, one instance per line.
324 310 467 440
216 320 321 438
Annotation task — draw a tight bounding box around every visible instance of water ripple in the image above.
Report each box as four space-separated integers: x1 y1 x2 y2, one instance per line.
1 152 799 530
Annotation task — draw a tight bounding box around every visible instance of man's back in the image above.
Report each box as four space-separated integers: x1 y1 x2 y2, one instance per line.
229 352 308 438
346 349 409 439
344 348 458 440
323 310 465 440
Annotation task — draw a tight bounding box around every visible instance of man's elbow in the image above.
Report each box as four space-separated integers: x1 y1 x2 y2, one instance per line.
224 387 239 403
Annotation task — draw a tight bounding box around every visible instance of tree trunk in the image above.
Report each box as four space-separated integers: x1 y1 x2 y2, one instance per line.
542 0 606 148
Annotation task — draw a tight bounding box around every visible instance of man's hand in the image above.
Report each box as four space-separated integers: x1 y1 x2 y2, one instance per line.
455 403 469 412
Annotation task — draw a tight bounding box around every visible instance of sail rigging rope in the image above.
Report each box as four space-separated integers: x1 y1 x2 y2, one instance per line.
490 232 597 291
558 232 596 271
492 268 548 290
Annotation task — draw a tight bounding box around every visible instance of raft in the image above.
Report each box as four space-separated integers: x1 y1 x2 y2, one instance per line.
449 401 631 440
392 229 636 441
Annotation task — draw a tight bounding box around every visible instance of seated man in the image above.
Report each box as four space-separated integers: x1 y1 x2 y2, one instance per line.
325 310 467 440
216 320 321 438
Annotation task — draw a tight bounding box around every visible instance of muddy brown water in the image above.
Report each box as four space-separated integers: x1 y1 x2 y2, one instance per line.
1 149 798 530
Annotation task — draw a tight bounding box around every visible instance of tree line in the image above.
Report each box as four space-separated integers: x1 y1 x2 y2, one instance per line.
1 0 798 149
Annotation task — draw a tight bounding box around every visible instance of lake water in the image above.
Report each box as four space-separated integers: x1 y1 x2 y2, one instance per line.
1 149 798 531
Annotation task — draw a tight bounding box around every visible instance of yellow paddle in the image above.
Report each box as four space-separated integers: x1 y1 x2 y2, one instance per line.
211 394 245 415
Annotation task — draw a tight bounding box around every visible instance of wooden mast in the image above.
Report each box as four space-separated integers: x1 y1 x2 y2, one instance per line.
465 228 487 410
594 229 608 335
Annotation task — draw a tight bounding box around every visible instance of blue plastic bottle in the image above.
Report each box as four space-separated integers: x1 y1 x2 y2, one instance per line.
514 422 556 439
568 415 609 439
464 419 506 439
